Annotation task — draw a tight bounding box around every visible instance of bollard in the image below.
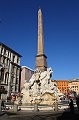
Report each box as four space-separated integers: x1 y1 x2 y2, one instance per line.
13 104 18 112
34 104 39 112
54 102 58 112
0 99 1 111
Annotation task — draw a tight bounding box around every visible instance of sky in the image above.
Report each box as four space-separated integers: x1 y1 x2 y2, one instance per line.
0 0 79 80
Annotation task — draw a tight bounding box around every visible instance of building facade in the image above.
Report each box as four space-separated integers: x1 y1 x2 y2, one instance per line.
51 80 69 95
0 42 21 98
21 66 34 89
51 79 79 96
68 79 79 95
56 80 69 95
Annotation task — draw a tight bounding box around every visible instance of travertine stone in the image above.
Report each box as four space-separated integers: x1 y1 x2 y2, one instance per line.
36 9 47 71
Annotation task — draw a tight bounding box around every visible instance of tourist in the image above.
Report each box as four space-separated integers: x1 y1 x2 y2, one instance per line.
1 101 5 110
69 99 74 113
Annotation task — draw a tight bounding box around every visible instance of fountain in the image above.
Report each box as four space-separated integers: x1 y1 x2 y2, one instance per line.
15 9 59 108
15 67 59 106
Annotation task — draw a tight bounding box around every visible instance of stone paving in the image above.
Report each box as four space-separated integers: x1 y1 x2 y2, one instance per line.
0 110 62 120
0 108 79 120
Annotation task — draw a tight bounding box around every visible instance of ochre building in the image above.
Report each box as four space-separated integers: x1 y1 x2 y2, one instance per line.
52 80 69 95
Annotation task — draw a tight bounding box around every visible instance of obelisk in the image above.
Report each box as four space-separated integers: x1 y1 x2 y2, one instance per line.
36 9 47 71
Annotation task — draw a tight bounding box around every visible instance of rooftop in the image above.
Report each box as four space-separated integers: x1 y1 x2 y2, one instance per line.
21 66 34 71
0 42 22 57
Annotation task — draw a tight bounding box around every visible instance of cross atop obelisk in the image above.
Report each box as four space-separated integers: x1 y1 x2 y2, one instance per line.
36 9 47 71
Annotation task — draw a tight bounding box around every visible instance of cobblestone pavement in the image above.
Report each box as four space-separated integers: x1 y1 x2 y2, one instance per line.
0 111 62 120
60 109 79 120
0 109 79 120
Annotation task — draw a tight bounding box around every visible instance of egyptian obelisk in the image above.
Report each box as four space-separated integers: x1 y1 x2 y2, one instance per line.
36 9 47 71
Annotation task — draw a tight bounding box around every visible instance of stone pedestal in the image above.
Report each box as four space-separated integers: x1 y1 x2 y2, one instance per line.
13 104 18 112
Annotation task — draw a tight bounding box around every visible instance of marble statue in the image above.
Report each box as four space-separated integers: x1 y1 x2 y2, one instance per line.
15 67 58 105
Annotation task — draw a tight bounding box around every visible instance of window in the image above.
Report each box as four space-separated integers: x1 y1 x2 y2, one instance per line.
4 49 6 55
5 72 9 84
1 47 3 54
17 57 19 64
15 86 17 91
8 51 9 57
1 68 4 81
3 57 6 64
11 86 13 92
13 55 15 62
